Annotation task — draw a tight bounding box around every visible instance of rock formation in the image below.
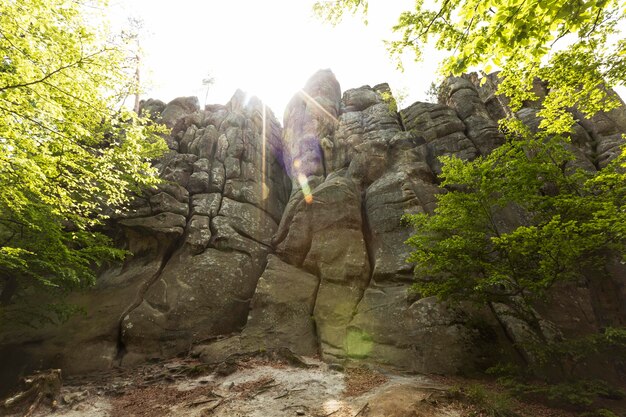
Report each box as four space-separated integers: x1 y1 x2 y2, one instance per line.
1 70 625 391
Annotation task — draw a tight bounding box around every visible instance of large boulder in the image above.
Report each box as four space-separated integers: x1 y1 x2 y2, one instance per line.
120 247 264 364
348 288 485 373
282 69 341 179
241 255 320 355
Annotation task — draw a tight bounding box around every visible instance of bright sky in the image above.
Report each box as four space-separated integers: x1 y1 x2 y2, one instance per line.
109 0 446 119
108 1 624 121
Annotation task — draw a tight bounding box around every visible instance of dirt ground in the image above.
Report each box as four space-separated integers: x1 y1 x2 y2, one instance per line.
0 355 588 417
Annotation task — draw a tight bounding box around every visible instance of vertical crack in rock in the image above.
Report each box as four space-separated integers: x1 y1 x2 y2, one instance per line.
460 121 484 157
208 164 226 248
352 190 375 319
115 235 183 362
271 193 302 249
274 192 314 268
397 110 406 132
309 269 324 356
320 141 329 178
571 109 603 170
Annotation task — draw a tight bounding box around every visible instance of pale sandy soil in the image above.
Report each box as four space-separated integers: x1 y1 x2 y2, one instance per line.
0 355 587 417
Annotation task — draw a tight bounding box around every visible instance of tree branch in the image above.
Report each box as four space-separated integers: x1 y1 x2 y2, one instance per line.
0 231 17 247
420 0 451 37
0 49 110 93
0 103 72 141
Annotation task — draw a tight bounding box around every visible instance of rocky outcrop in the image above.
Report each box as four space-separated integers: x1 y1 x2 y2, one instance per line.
239 70 626 374
1 69 625 391
0 90 291 387
119 93 291 364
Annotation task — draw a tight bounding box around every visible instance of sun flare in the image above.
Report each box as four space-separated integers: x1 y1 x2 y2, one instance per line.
109 0 435 117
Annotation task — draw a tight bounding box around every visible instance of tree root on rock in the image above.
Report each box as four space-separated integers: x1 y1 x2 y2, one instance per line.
1 369 62 416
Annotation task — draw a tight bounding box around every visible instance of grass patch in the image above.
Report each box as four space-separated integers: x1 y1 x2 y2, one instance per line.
450 383 520 417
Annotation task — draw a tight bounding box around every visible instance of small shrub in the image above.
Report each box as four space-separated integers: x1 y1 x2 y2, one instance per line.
497 377 624 412
451 384 519 417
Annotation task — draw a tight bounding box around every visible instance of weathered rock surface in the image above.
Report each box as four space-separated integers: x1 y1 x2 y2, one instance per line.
0 90 291 389
117 92 290 365
240 255 319 355
1 69 625 392
242 70 626 374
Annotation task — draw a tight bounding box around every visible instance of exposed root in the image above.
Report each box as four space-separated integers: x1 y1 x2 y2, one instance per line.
1 369 61 416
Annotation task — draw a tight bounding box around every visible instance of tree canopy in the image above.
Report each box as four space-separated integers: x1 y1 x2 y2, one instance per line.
316 1 626 401
0 0 167 324
314 0 626 134
405 133 626 335
314 0 626 323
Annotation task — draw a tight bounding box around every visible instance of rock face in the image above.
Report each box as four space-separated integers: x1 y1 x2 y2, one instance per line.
1 69 625 390
119 93 291 364
0 91 291 387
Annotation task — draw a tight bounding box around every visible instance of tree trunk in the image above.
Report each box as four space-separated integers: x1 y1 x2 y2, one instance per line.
133 59 141 114
0 275 17 306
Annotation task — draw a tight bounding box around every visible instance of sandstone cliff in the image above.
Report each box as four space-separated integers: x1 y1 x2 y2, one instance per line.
1 70 625 390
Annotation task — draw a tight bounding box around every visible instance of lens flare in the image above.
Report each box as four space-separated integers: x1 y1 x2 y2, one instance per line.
297 173 313 204
345 328 373 359
261 182 270 200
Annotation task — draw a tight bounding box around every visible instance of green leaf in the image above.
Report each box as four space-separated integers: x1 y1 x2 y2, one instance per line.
0 0 167 325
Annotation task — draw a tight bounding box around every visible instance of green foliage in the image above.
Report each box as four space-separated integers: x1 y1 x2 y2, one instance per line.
314 0 626 135
313 0 369 25
450 383 519 417
488 327 626 410
404 133 626 331
404 135 626 411
524 327 626 371
0 0 168 324
379 90 398 113
502 377 624 407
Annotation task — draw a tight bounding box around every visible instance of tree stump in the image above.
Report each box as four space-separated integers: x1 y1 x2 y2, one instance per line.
1 369 62 416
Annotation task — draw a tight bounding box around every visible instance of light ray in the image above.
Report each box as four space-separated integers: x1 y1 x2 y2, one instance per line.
322 399 345 415
261 103 269 201
298 89 338 123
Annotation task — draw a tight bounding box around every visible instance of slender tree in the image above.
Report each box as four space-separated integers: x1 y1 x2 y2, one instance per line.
122 17 146 114
202 71 216 108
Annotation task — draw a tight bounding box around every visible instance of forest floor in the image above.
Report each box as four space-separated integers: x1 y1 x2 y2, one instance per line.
0 354 610 417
